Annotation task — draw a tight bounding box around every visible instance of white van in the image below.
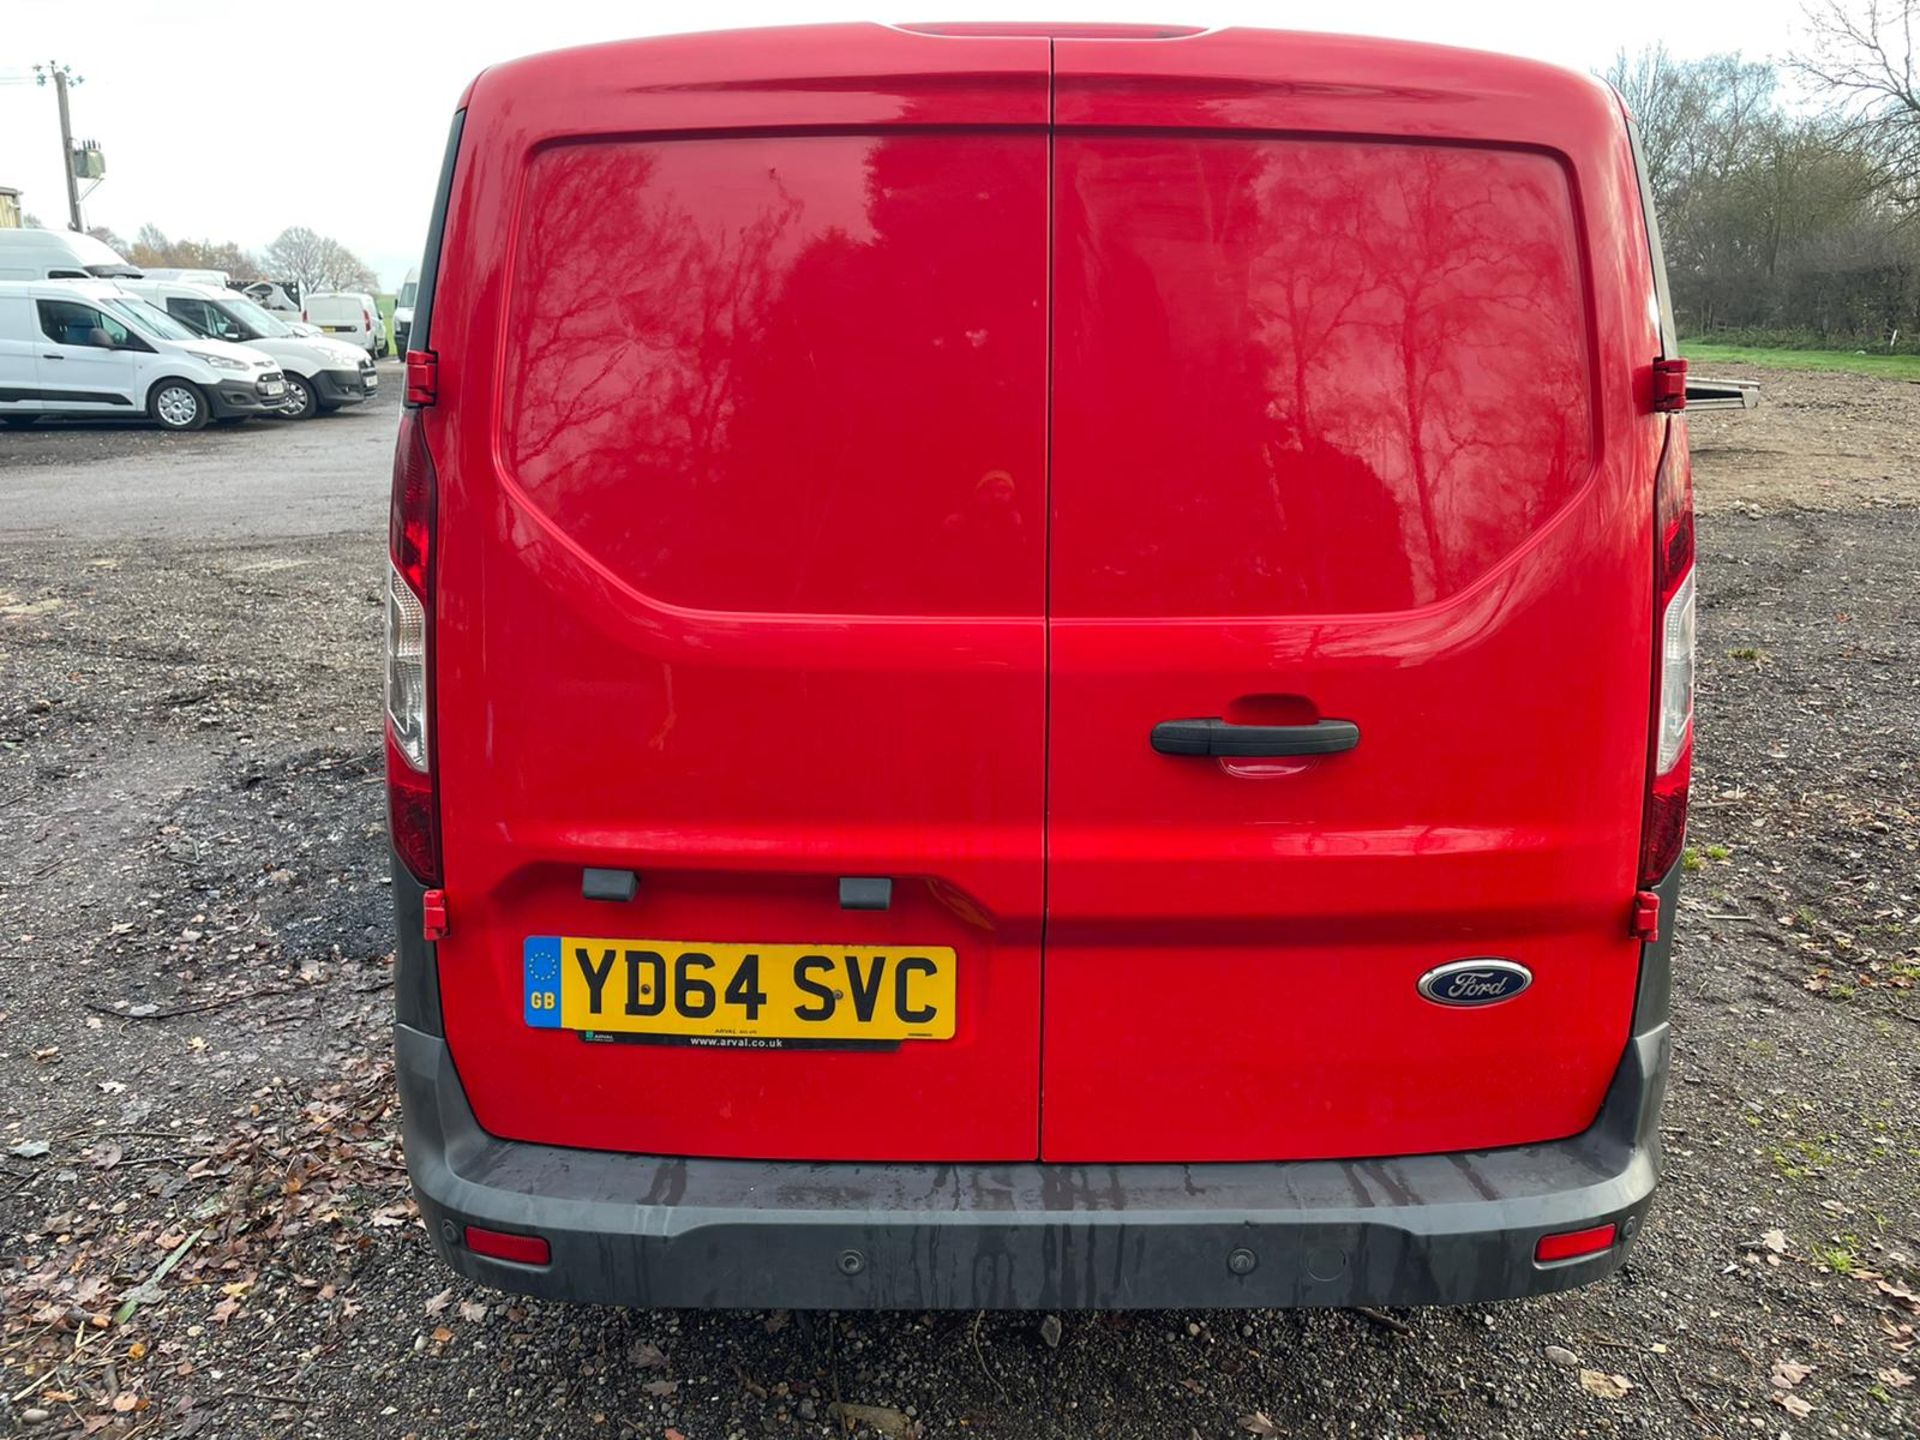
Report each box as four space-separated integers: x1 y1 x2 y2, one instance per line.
301 290 383 358
122 278 377 419
0 279 285 431
0 229 143 282
139 267 231 287
394 265 420 352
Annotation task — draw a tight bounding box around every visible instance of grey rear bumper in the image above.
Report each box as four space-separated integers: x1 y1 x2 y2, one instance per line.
397 1021 1665 1310
394 857 1678 1310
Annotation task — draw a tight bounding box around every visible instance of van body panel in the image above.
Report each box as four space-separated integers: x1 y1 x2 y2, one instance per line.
428 31 1053 1160
409 21 1677 1205
1040 34 1667 1161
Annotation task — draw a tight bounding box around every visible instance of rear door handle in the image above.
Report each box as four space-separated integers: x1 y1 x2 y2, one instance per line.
41 353 64 361
1151 717 1360 757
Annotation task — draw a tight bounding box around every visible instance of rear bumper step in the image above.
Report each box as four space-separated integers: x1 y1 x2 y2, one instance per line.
396 1020 1667 1309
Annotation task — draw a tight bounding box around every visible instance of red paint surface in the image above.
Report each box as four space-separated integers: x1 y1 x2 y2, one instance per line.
410 24 1671 1163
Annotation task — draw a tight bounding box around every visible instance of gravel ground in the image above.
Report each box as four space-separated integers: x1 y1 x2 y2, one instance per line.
1 370 1917 1438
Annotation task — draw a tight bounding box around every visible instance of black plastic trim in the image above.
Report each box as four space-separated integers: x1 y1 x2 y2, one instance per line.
310 368 373 405
391 854 442 1036
582 867 639 903
1634 857 1682 1035
839 876 893 910
0 387 134 407
405 108 466 375
1152 717 1360 758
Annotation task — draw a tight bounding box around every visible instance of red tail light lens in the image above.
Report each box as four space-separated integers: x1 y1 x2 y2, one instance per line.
386 410 440 885
1535 1222 1617 1265
1639 420 1693 887
464 1225 551 1266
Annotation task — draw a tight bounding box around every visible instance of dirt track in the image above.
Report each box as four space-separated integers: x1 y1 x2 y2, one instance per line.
1 369 1917 1438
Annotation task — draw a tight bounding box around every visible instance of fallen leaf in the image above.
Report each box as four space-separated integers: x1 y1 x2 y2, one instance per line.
1771 1358 1812 1388
1578 1369 1633 1400
457 1300 487 1323
424 1287 454 1316
112 1393 138 1413
209 1298 241 1325
1878 1279 1920 1311
431 1326 454 1344
643 1379 678 1397
1239 1413 1283 1436
1879 1367 1914 1388
1770 1391 1812 1418
630 1339 668 1369
1761 1229 1789 1255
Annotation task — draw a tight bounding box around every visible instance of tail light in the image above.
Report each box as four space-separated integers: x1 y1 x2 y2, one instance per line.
386 409 440 884
1638 419 1693 886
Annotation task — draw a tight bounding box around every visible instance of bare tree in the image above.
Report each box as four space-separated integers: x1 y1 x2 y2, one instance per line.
1794 0 1920 205
1604 44 1915 344
129 223 263 278
264 226 379 294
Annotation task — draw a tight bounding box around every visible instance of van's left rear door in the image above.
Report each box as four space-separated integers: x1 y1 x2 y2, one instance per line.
428 28 1052 1163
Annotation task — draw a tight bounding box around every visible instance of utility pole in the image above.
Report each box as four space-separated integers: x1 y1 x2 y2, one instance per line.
34 61 85 232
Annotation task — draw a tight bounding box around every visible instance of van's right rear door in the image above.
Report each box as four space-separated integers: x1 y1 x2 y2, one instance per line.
1041 33 1666 1163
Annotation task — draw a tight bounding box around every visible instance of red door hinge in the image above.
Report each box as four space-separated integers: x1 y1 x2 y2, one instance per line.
405 348 438 406
1629 889 1661 942
422 888 450 942
1651 356 1688 413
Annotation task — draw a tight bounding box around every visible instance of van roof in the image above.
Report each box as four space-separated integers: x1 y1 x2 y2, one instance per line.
120 277 230 300
0 228 137 268
468 23 1609 123
0 277 134 300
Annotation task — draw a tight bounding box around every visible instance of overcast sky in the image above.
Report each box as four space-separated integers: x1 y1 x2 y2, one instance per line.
2 0 1811 291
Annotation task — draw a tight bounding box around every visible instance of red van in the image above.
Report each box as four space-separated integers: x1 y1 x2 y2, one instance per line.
387 23 1695 1309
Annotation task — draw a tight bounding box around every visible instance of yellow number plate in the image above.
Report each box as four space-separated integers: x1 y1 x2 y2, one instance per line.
523 937 957 1045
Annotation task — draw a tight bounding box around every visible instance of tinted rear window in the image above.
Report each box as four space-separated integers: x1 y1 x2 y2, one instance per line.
499 133 1049 617
1053 137 1595 614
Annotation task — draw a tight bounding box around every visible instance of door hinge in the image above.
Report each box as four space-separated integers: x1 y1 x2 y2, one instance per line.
405 349 438 406
422 887 450 942
1651 356 1688 413
1629 889 1661 942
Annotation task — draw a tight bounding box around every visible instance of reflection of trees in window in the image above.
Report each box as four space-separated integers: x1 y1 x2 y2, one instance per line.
1054 137 1590 616
1240 143 1590 605
503 134 1047 616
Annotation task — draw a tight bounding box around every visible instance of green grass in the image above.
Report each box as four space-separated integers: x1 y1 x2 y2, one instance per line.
1682 341 1920 381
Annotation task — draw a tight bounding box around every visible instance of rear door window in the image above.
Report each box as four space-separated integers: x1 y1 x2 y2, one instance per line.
1053 137 1593 616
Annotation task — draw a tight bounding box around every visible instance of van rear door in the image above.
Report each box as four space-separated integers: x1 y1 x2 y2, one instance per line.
428 32 1053 1162
1041 34 1664 1162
